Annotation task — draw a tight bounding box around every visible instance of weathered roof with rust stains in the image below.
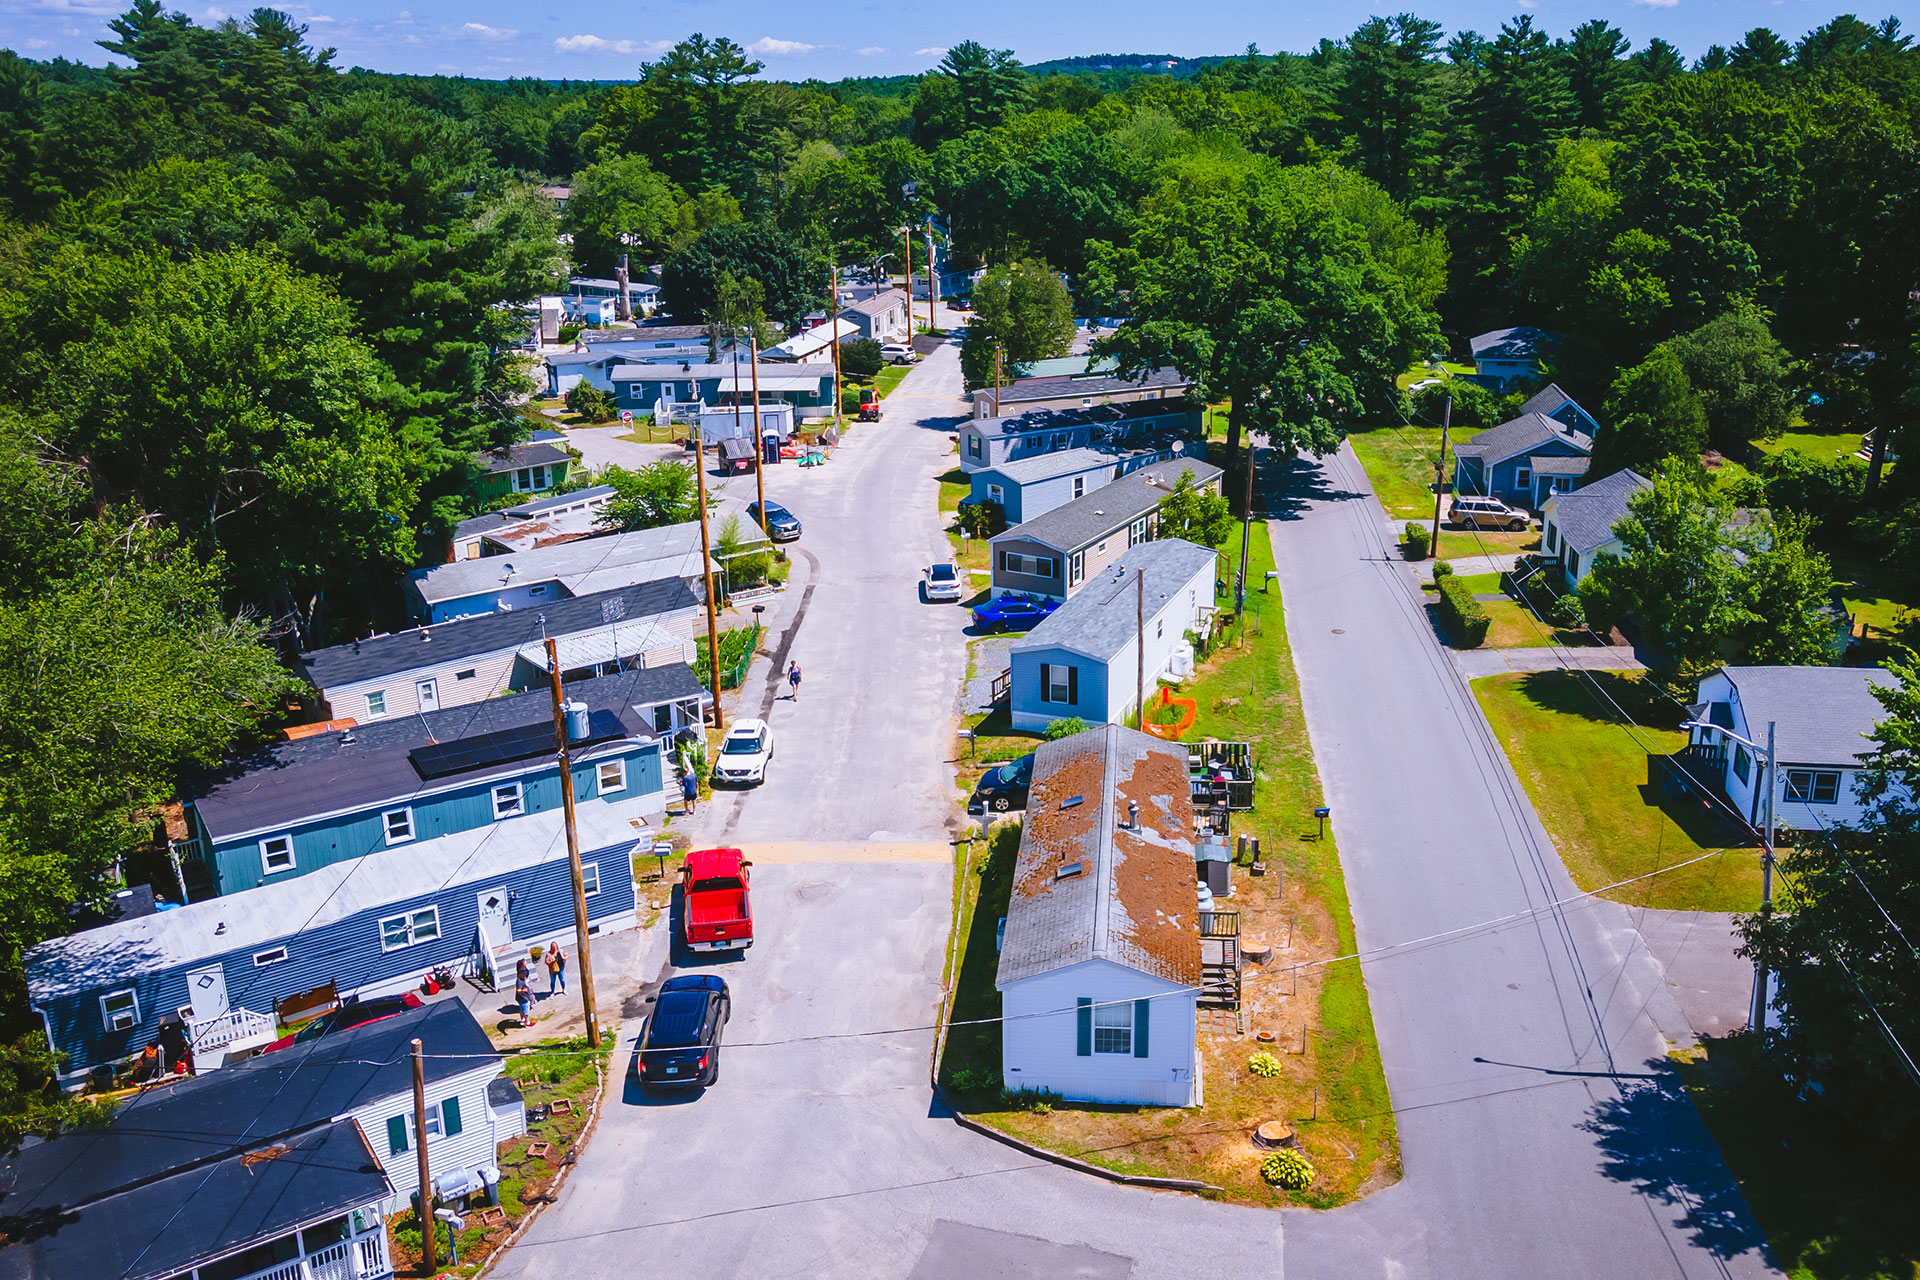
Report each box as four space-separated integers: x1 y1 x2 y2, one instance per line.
995 724 1202 988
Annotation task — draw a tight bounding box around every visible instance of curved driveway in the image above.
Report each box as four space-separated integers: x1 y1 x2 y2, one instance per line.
492 374 1777 1278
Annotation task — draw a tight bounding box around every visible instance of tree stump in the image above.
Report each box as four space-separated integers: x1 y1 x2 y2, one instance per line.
1243 939 1273 965
1253 1121 1297 1149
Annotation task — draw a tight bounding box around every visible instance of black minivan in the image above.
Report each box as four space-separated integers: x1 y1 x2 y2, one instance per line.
638 974 731 1089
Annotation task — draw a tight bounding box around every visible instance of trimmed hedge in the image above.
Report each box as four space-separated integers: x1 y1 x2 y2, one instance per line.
1436 574 1490 647
1403 521 1431 559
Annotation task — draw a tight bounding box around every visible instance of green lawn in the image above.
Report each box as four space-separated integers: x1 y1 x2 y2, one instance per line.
1676 1036 1920 1280
943 529 1399 1206
874 365 911 398
1473 671 1760 911
1755 429 1865 461
1394 359 1477 390
1348 425 1444 519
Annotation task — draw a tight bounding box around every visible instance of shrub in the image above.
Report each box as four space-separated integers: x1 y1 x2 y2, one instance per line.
1431 559 1453 579
1404 521 1431 559
564 382 616 423
557 323 583 344
1043 717 1088 741
841 337 885 380
1548 591 1586 630
949 1067 1001 1092
1247 1052 1283 1078
1261 1149 1316 1190
1436 574 1490 647
1000 1087 1059 1114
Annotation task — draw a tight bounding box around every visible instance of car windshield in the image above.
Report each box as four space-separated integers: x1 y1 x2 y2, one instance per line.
722 733 764 754
1006 756 1033 783
763 504 790 520
930 564 957 581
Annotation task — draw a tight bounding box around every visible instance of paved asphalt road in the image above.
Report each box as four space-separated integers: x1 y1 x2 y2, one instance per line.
491 378 1778 1278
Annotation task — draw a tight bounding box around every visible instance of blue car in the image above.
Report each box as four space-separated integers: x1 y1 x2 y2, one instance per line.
971 595 1059 633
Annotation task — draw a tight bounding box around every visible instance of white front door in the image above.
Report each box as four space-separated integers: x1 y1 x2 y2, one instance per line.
416 678 439 712
184 963 229 1022
477 888 512 947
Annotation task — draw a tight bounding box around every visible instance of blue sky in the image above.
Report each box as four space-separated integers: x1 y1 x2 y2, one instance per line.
5 0 1916 79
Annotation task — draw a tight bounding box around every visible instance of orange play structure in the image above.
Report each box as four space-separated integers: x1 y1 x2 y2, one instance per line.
1143 686 1198 740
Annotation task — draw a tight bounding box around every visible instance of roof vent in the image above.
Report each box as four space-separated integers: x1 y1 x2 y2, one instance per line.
1055 860 1087 880
1060 795 1085 809
1126 800 1139 830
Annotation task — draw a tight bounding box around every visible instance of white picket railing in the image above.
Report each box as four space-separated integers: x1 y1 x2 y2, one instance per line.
211 1228 391 1280
189 1006 276 1053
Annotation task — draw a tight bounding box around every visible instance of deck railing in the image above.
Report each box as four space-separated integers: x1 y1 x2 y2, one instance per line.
189 1006 276 1053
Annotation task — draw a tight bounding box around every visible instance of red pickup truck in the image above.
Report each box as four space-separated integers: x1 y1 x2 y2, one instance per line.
682 847 753 952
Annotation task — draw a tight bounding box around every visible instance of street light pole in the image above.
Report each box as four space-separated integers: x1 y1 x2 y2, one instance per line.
1683 715 1778 1035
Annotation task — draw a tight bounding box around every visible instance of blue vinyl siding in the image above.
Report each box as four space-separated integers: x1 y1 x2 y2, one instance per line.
36 840 639 1076
1009 649 1108 728
200 742 664 896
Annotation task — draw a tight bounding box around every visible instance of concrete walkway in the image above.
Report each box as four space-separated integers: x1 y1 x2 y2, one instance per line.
1630 909 1755 1043
1454 644 1649 679
1411 551 1520 581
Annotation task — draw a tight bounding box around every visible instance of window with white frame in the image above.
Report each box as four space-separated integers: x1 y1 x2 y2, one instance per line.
967 435 981 460
1072 477 1085 499
492 782 525 819
1031 556 1056 579
1128 517 1148 547
987 484 1004 504
597 759 627 793
1785 770 1841 804
254 946 288 967
379 907 440 951
1092 1000 1132 1054
259 834 296 875
365 689 388 718
455 668 477 681
652 704 673 733
383 808 415 844
512 465 553 493
100 989 139 1032
1515 466 1532 494
582 861 601 896
1069 551 1085 586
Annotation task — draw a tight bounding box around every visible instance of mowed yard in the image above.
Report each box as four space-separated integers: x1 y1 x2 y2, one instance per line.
1473 670 1761 912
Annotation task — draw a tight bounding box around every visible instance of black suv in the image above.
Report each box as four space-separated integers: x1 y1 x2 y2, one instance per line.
638 974 731 1089
748 501 802 542
967 753 1034 815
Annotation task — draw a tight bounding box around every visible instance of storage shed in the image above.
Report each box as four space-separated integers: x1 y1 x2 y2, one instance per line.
996 725 1202 1107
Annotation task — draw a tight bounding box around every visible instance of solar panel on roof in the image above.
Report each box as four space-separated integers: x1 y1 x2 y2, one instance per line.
408 709 630 779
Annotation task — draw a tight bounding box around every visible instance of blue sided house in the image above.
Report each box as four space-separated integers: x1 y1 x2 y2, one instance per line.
178 668 690 900
27 803 643 1083
1451 384 1597 509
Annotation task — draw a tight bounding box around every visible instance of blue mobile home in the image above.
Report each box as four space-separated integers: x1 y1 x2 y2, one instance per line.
28 806 641 1083
181 671 679 899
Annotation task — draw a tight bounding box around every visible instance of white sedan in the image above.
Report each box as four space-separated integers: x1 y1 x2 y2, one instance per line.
924 562 963 602
714 719 773 786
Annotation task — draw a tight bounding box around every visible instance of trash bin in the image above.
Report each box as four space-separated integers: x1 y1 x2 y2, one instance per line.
480 1165 502 1206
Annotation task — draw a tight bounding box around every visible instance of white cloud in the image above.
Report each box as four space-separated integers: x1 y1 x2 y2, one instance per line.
555 33 668 55
23 37 53 48
1631 0 1679 7
914 46 946 57
460 21 516 39
746 36 816 56
32 0 123 15
305 14 336 23
392 9 412 20
855 46 886 56
199 5 230 20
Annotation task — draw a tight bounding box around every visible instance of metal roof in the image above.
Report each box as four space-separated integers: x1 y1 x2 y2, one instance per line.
1542 469 1651 553
992 460 1223 555
300 574 695 690
1013 539 1218 664
517 621 692 672
408 521 709 608
452 485 616 541
27 806 642 999
1719 665 1896 768
993 365 1189 407
969 399 1195 441
995 724 1202 987
609 363 832 393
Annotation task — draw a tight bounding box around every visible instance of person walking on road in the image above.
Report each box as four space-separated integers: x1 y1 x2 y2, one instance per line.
787 660 802 702
680 767 699 816
544 941 567 996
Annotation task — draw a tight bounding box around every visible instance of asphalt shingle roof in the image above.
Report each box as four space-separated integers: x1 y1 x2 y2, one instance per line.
969 399 1195 442
1545 469 1651 553
996 724 1202 987
990 447 1121 486
995 365 1189 406
1452 412 1592 467
1013 539 1218 663
409 520 711 609
1529 454 1592 476
477 441 571 475
300 574 694 690
1720 666 1896 768
842 287 908 317
1470 326 1559 362
993 459 1223 554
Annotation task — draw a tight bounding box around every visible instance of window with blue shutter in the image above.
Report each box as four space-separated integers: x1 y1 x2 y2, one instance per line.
386 1114 408 1155
442 1095 462 1137
1076 998 1092 1056
1133 1000 1150 1058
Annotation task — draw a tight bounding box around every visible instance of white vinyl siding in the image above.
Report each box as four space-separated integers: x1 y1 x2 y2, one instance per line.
998 960 1196 1107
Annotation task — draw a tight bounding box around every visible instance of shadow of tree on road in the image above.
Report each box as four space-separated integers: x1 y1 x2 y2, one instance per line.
1582 1056 1777 1266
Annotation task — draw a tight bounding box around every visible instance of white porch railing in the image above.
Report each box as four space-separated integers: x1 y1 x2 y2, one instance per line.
189 1007 277 1053
204 1228 392 1280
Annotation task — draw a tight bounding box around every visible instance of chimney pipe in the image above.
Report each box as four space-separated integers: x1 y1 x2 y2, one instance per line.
1127 800 1139 830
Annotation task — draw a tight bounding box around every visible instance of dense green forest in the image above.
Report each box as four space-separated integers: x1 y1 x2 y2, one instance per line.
0 3 1918 1142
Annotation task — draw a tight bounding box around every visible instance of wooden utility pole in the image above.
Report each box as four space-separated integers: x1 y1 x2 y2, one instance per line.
1135 568 1146 731
924 217 938 334
1236 427 1256 615
902 225 912 328
543 639 600 1050
828 262 843 429
693 430 722 727
749 334 767 520
412 1038 436 1272
1430 395 1451 560
993 344 1004 419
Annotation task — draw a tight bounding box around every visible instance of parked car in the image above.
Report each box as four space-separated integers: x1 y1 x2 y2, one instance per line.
680 847 753 952
715 718 773 785
638 973 731 1088
881 343 918 365
968 753 1034 815
747 500 802 542
924 562 963 602
259 992 423 1054
971 594 1059 633
1449 495 1529 531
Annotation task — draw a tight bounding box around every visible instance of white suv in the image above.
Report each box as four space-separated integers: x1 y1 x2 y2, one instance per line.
881 343 918 365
